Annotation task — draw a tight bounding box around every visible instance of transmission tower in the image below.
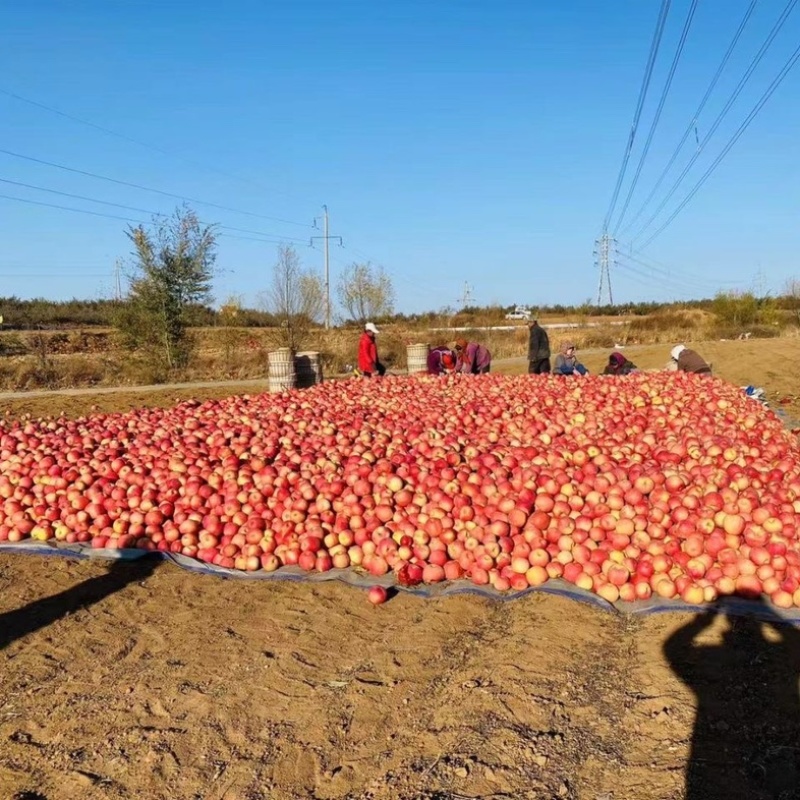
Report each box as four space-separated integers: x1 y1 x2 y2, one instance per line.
458 281 473 309
752 265 767 297
594 234 616 306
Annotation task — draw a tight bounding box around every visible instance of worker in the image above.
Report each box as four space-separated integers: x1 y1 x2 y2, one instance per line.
553 341 588 376
603 351 638 375
527 319 551 374
454 338 491 374
427 345 455 375
358 322 386 377
670 344 712 375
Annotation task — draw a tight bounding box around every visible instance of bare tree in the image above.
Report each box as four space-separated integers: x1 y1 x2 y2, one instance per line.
336 262 395 324
265 245 324 351
783 278 800 324
116 205 217 371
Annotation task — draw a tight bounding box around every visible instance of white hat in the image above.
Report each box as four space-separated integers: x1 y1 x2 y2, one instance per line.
670 344 686 361
365 322 379 334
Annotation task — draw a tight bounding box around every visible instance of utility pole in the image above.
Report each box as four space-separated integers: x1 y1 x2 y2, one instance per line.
310 205 342 330
594 233 616 306
114 259 123 301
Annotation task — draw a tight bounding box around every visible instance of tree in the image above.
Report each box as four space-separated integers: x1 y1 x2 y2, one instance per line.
116 206 217 371
336 262 395 324
218 294 249 376
264 245 324 351
712 291 758 328
782 278 800 324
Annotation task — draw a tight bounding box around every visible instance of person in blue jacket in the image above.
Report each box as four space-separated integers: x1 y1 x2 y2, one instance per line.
553 341 588 376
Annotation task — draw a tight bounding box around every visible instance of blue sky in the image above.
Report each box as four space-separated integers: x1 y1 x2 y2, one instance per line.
1 0 799 314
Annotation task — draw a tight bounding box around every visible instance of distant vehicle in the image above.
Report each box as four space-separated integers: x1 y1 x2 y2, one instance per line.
505 305 531 320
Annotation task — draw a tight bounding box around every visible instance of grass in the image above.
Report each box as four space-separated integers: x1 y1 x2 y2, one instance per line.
0 315 797 395
0 336 798 429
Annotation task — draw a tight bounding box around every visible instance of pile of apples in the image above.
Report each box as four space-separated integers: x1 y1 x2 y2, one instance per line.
1 373 799 608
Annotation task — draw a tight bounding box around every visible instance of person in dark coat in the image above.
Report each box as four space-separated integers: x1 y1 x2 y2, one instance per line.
603 351 638 375
671 344 712 375
527 320 550 374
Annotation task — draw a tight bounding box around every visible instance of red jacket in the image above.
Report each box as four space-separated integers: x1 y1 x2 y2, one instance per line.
358 332 378 373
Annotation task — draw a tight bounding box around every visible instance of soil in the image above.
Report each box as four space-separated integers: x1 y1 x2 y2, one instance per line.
1 336 800 800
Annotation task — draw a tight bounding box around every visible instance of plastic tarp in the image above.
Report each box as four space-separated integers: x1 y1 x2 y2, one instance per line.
2 540 799 626
2 385 798 626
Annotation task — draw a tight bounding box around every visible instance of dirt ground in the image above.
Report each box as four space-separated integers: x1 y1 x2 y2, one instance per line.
1 336 800 800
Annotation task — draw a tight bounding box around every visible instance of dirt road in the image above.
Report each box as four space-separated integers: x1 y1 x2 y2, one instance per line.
6 553 793 800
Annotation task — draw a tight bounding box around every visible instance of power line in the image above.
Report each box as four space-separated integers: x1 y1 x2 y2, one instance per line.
0 87 301 202
0 192 296 245
0 177 309 242
630 0 799 243
613 0 699 233
638 37 800 248
0 148 312 229
619 0 757 238
621 246 750 287
0 192 140 224
0 273 111 278
601 0 672 233
615 257 710 299
612 259 667 292
615 253 711 295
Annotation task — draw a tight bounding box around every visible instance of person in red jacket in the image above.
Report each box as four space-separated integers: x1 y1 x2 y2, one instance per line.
427 345 455 375
357 322 385 377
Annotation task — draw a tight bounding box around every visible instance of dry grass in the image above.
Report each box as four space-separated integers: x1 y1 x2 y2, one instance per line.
0 315 797 392
0 336 797 425
624 308 710 343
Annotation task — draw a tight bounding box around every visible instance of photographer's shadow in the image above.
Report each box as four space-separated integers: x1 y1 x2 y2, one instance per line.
665 596 800 799
0 556 159 652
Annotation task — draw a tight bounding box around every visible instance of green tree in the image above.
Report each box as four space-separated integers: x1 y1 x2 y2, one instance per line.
336 262 395 324
712 291 759 327
116 206 217 370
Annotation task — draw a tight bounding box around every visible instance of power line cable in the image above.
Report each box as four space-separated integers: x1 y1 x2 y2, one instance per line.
638 37 800 248
611 256 697 298
615 257 709 298
601 0 672 232
0 148 312 228
611 260 666 291
615 255 716 295
0 192 295 245
0 273 111 278
613 0 699 233
0 87 301 202
619 0 757 237
630 0 799 242
0 177 308 242
621 245 750 286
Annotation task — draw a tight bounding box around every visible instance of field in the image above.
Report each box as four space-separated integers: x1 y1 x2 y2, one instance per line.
1 336 800 800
